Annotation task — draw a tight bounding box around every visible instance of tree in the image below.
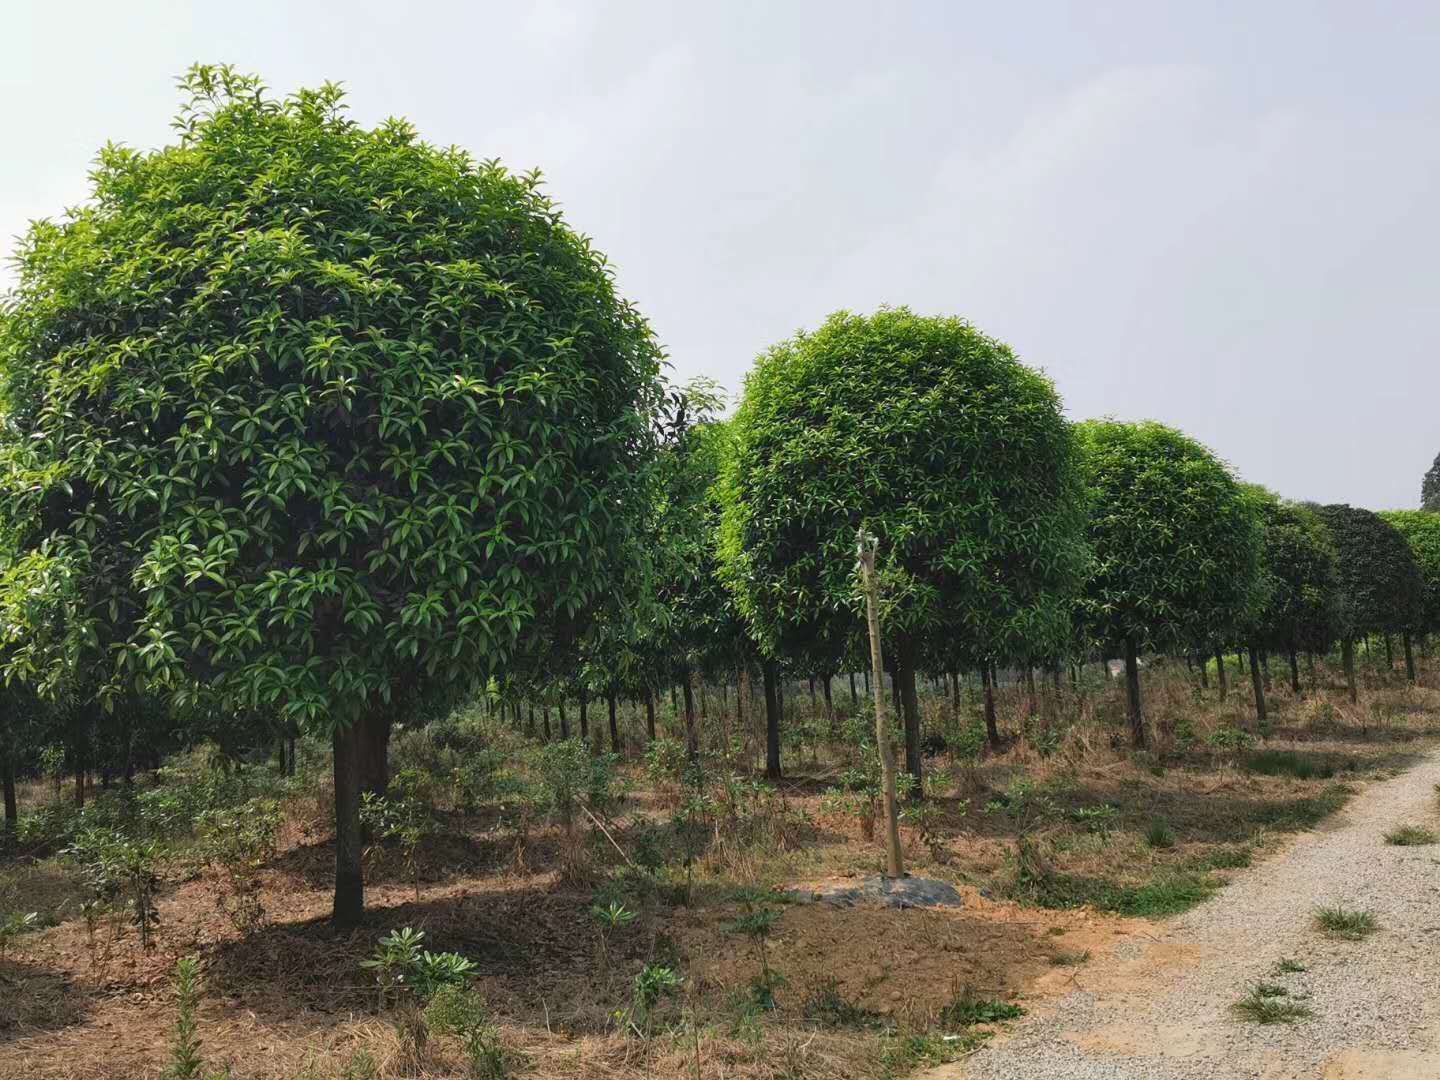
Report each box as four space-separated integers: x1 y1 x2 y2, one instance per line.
1377 510 1440 681
719 308 1089 791
1312 505 1423 701
0 67 664 925
1247 492 1340 695
1077 421 1262 746
1421 452 1440 512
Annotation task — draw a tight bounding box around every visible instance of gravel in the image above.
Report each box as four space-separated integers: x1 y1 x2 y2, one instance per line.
951 750 1440 1079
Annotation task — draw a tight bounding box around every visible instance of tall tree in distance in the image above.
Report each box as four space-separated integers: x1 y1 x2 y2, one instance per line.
0 66 665 925
1378 510 1440 680
1313 505 1424 700
1077 421 1263 747
1421 452 1440 511
719 308 1089 793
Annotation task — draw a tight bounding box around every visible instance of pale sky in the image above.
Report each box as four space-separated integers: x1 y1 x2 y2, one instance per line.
4 1 1437 508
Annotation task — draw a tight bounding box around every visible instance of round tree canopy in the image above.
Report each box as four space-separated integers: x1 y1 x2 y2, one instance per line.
719 307 1088 670
0 66 665 727
1077 420 1262 653
1312 504 1423 640
1378 510 1440 636
1248 489 1340 654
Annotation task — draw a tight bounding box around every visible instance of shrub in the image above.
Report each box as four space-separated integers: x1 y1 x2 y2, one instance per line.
425 984 509 1078
1383 824 1437 846
197 797 283 932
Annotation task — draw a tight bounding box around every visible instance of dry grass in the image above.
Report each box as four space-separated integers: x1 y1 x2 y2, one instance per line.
1 655 1437 1079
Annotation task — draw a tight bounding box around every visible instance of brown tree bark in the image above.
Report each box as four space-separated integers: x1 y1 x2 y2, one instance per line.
822 674 834 736
644 688 657 741
1215 648 1228 701
558 701 570 739
763 661 782 780
1124 636 1146 748
607 692 621 753
358 714 392 799
1248 645 1268 730
332 720 365 927
1404 632 1417 684
981 665 1000 749
896 642 923 797
1342 637 1358 703
579 688 589 741
1288 646 1302 695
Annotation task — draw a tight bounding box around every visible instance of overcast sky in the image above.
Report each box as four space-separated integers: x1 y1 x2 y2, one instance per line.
4 1 1437 508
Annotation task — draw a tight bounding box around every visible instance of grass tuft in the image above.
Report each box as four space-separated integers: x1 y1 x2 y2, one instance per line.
1313 906 1377 940
1232 987 1313 1024
1048 950 1091 967
1383 824 1437 846
1144 821 1176 849
1273 957 1307 974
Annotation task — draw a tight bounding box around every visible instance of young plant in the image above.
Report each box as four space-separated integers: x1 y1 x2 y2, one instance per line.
162 956 221 1080
0 909 39 961
425 983 509 1078
589 900 636 977
725 893 784 1010
630 963 682 1036
197 797 283 932
359 769 435 902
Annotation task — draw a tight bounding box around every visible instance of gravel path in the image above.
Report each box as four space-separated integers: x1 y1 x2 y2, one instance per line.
947 749 1440 1080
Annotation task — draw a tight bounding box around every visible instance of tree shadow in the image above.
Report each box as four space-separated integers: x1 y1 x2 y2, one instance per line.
0 956 91 1044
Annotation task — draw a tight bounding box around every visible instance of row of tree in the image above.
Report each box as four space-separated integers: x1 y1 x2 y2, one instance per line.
1 69 1435 926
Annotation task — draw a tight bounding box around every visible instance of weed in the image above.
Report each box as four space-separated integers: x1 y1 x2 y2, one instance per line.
1145 821 1176 849
1383 824 1437 846
938 993 1025 1027
1232 986 1313 1024
630 963 682 1036
1048 949 1091 966
1273 957 1307 974
0 909 39 961
1313 906 1378 940
803 979 886 1030
425 984 510 1078
1253 982 1289 998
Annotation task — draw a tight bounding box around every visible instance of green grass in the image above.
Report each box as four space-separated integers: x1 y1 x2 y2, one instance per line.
1013 868 1220 917
1232 986 1314 1024
1383 824 1438 846
1250 785 1353 831
1144 821 1176 849
1273 957 1307 974
1244 750 1351 780
938 996 1025 1027
1313 906 1378 940
1189 846 1253 871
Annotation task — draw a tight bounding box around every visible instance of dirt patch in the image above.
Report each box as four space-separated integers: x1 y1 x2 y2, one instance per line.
678 886 1144 1021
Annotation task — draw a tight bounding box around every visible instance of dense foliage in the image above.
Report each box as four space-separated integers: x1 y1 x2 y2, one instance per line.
1377 511 1440 636
0 66 665 920
1076 421 1262 743
1248 492 1340 658
720 308 1089 785
1422 452 1440 512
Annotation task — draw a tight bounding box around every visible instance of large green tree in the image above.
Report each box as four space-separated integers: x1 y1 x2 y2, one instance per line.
1077 421 1262 746
1312 505 1423 701
1421 452 1440 512
1248 491 1340 695
1377 510 1440 679
0 67 664 924
719 308 1089 791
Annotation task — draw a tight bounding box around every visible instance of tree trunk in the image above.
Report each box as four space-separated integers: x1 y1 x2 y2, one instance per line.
1342 637 1358 703
1384 635 1394 670
822 674 834 736
848 671 858 705
2 745 16 836
681 670 698 759
1124 636 1146 749
1289 646 1302 695
699 680 707 719
542 706 552 741
579 689 589 741
1215 648 1228 701
559 701 569 740
981 665 1000 749
1198 653 1209 689
863 667 870 694
332 721 365 928
1024 665 1038 714
856 532 904 878
526 704 535 735
607 692 621 753
808 677 816 709
763 661 782 780
359 715 391 799
1248 645 1267 730
644 688 657 741
896 642 923 797
1404 632 1417 684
